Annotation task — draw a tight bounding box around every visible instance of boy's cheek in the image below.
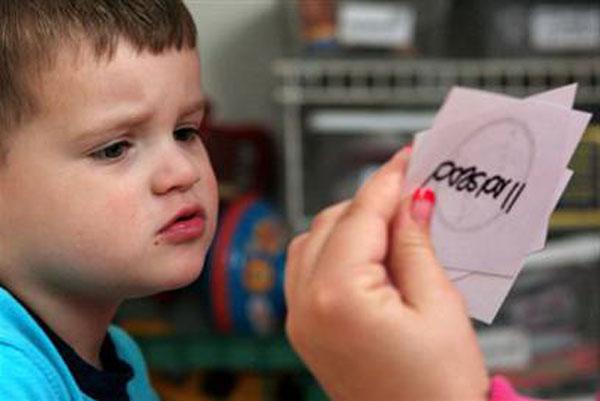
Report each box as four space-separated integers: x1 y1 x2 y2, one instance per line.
101 193 144 228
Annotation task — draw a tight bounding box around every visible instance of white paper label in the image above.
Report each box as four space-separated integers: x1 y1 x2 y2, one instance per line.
337 2 416 48
530 5 600 51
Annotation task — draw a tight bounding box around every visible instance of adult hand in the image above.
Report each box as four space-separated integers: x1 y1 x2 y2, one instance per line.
284 148 489 401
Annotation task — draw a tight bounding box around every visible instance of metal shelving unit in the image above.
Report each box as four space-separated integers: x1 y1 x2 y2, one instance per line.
274 57 600 106
274 57 600 232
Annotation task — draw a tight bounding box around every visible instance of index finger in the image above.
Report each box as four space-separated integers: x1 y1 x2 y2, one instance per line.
316 148 410 272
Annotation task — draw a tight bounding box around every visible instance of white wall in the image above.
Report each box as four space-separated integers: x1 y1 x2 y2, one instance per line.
184 1 286 128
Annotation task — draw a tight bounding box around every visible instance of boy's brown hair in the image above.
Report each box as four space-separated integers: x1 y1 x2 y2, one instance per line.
0 0 197 137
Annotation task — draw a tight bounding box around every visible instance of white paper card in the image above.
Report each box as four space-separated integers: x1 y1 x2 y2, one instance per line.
408 101 573 275
404 85 592 323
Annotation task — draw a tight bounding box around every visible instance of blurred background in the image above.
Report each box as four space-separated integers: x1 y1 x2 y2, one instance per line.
115 1 600 400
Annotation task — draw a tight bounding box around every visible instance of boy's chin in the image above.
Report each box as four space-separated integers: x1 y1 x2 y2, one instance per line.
130 261 206 299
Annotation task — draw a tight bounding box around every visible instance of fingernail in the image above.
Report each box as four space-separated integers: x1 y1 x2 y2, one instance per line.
404 144 412 155
411 187 435 224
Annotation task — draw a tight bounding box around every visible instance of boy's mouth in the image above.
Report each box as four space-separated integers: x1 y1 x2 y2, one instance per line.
158 205 206 243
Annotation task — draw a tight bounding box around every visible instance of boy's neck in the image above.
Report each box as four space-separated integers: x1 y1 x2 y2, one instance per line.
9 283 119 369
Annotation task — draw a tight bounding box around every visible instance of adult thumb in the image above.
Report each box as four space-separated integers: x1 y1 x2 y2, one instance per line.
389 188 453 309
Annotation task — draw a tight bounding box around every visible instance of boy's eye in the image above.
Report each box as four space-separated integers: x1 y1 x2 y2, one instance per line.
90 141 132 160
174 127 201 142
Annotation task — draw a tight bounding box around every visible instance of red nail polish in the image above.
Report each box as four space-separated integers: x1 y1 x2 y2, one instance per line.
411 188 436 224
412 187 435 203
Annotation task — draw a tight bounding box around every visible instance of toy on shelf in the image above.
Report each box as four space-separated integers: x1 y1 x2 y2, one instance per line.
201 103 288 336
207 193 287 336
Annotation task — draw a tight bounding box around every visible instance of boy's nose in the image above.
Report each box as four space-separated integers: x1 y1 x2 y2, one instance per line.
151 146 202 195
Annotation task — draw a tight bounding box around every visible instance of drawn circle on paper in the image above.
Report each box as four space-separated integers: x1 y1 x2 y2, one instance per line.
433 118 535 232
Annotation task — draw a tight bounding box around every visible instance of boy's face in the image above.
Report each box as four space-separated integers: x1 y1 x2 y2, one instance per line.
0 42 218 301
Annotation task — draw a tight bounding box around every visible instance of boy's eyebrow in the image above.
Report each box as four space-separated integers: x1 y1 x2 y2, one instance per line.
179 99 206 118
72 108 153 148
72 99 206 148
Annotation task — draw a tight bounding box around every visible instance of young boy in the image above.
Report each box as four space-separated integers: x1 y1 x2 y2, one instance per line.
0 1 540 401
0 1 215 399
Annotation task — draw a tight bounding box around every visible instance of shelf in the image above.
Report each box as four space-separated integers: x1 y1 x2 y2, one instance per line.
550 209 600 230
556 395 597 401
307 109 436 134
136 334 304 373
274 57 600 106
